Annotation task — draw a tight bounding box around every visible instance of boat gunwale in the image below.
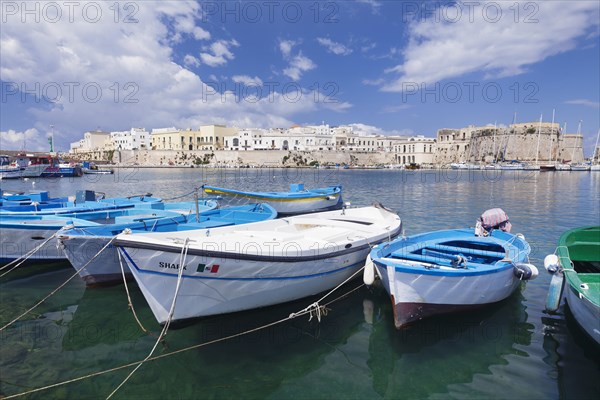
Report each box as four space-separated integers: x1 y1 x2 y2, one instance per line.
371 228 530 277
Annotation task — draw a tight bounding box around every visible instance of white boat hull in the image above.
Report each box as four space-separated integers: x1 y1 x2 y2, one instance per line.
0 227 64 261
564 283 600 344
121 247 371 324
376 264 521 328
60 236 124 285
115 205 402 324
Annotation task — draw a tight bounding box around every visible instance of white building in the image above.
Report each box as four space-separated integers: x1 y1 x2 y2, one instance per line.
111 128 150 150
69 130 111 153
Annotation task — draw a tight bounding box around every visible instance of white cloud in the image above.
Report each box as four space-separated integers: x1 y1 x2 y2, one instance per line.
565 99 600 109
0 128 49 151
356 0 382 15
232 75 263 86
362 78 385 86
283 53 317 80
316 38 353 56
200 39 240 67
382 1 599 92
279 39 297 58
0 2 350 149
183 54 200 68
278 39 316 81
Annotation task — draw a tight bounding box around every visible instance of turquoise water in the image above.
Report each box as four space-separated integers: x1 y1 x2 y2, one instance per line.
1 168 599 399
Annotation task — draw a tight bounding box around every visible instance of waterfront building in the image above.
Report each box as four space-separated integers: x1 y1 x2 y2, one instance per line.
69 130 111 153
151 127 182 150
433 122 583 165
110 128 150 151
379 135 436 165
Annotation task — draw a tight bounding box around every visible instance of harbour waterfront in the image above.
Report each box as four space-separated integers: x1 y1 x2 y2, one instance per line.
1 168 599 399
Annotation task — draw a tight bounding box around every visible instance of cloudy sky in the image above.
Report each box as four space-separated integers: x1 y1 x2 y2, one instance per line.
1 1 599 154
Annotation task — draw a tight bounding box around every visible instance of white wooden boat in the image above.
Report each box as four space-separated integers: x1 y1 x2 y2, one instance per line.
364 209 536 329
202 184 342 215
114 205 402 324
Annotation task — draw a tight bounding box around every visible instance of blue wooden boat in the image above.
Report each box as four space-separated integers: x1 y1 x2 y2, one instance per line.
0 200 218 264
202 183 342 215
58 203 277 286
364 209 537 329
0 190 161 215
0 190 68 207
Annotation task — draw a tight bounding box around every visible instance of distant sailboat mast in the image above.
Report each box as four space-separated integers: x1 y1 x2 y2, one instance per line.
593 128 600 164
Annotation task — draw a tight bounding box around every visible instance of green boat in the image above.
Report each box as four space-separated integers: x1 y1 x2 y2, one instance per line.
544 226 600 345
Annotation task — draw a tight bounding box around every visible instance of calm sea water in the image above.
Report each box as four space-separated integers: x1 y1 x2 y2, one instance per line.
1 168 599 399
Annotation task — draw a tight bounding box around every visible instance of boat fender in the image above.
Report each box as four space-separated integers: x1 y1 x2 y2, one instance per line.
363 255 376 286
326 196 335 200
545 270 565 312
544 254 560 273
513 263 538 280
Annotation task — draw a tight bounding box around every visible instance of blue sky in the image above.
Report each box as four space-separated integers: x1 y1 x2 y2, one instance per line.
1 1 599 154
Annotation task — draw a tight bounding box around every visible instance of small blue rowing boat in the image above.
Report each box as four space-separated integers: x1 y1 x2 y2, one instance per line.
202 183 342 215
364 208 538 329
58 203 277 286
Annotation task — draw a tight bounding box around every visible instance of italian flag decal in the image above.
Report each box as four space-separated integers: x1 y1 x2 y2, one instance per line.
197 263 220 273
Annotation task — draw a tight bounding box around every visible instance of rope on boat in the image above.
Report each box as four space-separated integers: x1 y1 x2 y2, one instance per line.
160 188 201 201
106 238 191 400
3 277 365 399
0 225 74 277
0 237 117 333
117 248 148 334
289 265 366 321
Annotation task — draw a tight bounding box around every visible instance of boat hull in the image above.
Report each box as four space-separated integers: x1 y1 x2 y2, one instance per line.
121 246 371 324
564 282 600 344
115 205 401 323
203 186 343 215
0 226 65 261
60 236 125 285
377 264 521 328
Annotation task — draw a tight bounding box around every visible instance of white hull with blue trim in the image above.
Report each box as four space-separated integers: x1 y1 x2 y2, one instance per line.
366 228 535 329
115 205 401 324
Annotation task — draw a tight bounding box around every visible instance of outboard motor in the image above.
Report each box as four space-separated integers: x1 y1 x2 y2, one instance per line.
475 208 512 236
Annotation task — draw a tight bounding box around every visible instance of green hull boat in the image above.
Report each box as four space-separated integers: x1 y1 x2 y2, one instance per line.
545 226 600 345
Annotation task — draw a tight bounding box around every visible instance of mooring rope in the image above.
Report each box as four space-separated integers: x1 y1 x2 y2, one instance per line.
289 264 366 321
116 248 148 334
3 275 365 399
0 236 117 332
106 238 191 399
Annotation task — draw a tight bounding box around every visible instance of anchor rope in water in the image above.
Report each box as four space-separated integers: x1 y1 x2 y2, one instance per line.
117 248 149 334
0 236 117 332
106 238 191 399
0 225 73 277
3 275 365 399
